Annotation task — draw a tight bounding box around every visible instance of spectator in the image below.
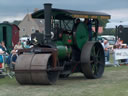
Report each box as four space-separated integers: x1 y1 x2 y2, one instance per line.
0 49 4 54
0 49 4 63
7 41 23 70
115 38 123 46
27 39 31 45
102 40 110 63
24 42 31 48
14 41 23 50
0 41 7 54
0 41 8 60
113 45 120 67
0 48 5 64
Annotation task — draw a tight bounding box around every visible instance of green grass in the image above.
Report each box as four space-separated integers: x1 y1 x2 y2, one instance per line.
0 66 128 96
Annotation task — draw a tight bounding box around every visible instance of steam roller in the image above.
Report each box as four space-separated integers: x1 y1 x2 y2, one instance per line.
15 3 111 85
15 53 60 84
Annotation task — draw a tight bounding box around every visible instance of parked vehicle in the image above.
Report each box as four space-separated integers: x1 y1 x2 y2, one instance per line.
20 36 31 42
101 35 116 49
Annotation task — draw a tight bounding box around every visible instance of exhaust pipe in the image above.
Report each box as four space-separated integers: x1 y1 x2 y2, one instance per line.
44 3 52 43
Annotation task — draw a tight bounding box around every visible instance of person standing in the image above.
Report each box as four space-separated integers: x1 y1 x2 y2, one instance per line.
102 40 110 63
0 41 8 64
113 45 120 67
0 41 7 54
72 18 80 32
84 18 92 41
115 38 123 48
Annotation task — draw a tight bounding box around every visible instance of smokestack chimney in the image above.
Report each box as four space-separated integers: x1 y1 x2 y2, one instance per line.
44 3 52 42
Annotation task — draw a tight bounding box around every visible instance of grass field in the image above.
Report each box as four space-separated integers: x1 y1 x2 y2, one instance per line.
0 66 128 96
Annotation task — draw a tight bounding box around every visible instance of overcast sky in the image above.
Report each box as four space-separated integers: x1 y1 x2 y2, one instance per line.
0 0 128 28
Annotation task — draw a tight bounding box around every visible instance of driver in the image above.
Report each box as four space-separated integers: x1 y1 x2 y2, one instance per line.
72 18 80 32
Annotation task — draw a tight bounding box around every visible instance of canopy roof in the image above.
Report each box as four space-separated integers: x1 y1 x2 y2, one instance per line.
32 8 111 20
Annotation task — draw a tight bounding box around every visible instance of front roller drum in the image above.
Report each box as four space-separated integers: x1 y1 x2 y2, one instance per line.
15 53 59 85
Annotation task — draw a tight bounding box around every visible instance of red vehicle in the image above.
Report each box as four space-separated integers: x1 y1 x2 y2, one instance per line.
0 23 19 52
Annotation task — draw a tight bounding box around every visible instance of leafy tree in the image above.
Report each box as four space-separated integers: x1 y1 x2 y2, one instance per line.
102 28 116 35
99 19 109 28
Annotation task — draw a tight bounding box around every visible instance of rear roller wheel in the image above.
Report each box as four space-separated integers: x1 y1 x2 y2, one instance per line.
81 41 105 79
15 53 59 85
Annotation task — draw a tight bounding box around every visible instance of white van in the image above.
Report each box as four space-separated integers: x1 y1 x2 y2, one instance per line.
20 36 31 43
101 35 115 41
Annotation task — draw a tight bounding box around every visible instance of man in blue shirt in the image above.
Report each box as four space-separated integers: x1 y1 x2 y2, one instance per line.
102 40 110 62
